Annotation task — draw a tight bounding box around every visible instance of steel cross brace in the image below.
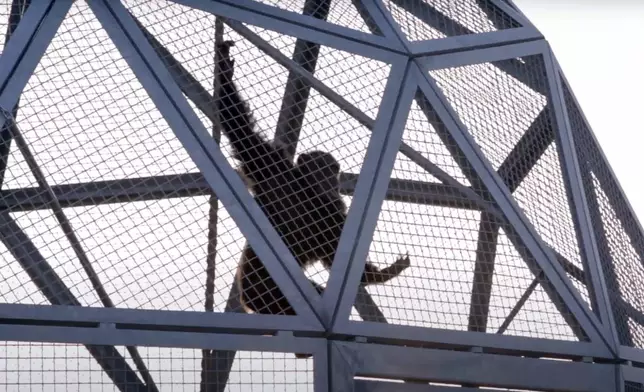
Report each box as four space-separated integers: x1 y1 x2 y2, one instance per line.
88 0 326 324
0 1 152 390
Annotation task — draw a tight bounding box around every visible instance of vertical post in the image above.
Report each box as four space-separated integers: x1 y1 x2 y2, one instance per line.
200 17 224 392
0 0 29 188
467 212 500 332
205 1 333 390
273 0 332 158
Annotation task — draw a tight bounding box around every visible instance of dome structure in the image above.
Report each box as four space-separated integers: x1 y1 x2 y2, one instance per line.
0 0 640 391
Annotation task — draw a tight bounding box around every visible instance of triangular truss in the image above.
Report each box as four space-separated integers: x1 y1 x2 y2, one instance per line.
0 0 640 391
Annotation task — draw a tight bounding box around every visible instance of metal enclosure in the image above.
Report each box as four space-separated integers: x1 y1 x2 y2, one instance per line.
0 0 641 391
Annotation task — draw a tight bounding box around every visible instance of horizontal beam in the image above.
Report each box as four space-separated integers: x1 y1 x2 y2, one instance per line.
355 380 482 392
408 27 542 58
333 318 611 360
0 173 585 278
0 322 325 354
0 302 322 334
0 173 475 210
335 341 616 392
169 0 406 60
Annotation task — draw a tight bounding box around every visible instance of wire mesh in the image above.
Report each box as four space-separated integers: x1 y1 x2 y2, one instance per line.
239 0 376 35
349 92 584 341
428 55 591 307
626 381 644 392
0 1 22 58
0 2 243 314
382 0 521 41
122 1 394 302
0 341 314 391
563 81 644 348
0 0 634 390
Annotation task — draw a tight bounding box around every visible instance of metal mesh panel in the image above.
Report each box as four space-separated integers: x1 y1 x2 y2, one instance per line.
349 94 583 341
123 1 392 298
563 81 644 347
429 55 591 306
0 1 19 57
626 381 644 392
124 0 390 166
382 0 520 41
0 1 266 314
234 0 375 34
0 341 314 391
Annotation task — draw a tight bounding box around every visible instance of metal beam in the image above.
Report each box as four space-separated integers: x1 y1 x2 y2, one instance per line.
1 117 159 392
334 341 617 392
0 1 72 118
416 63 611 351
0 322 325 356
544 48 619 353
88 0 324 323
0 0 29 188
273 0 331 158
418 39 544 73
497 106 553 190
408 27 542 58
388 0 544 94
0 1 153 390
334 317 613 359
325 58 413 326
0 212 147 391
467 211 499 332
169 0 406 59
467 106 553 333
0 172 474 211
201 17 224 392
561 67 644 268
496 275 539 334
0 302 323 334
355 380 483 392
210 0 333 388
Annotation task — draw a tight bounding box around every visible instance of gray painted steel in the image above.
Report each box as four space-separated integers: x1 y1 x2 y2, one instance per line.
0 0 639 391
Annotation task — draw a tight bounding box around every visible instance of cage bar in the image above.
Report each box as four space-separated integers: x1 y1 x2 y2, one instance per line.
0 0 639 391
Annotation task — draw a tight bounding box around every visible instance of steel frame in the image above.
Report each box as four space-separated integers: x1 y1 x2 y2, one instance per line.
0 0 639 391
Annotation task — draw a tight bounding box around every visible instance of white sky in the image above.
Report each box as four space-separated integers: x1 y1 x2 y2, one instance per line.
513 0 644 220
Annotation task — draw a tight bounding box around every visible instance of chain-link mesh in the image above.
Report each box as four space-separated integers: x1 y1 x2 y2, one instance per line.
350 89 584 341
563 81 644 348
235 0 375 35
382 0 521 41
429 55 591 307
0 341 314 391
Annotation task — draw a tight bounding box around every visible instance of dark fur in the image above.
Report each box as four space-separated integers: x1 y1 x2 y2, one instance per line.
215 41 410 319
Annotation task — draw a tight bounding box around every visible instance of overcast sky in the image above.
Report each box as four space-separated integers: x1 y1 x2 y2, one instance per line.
513 0 644 220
